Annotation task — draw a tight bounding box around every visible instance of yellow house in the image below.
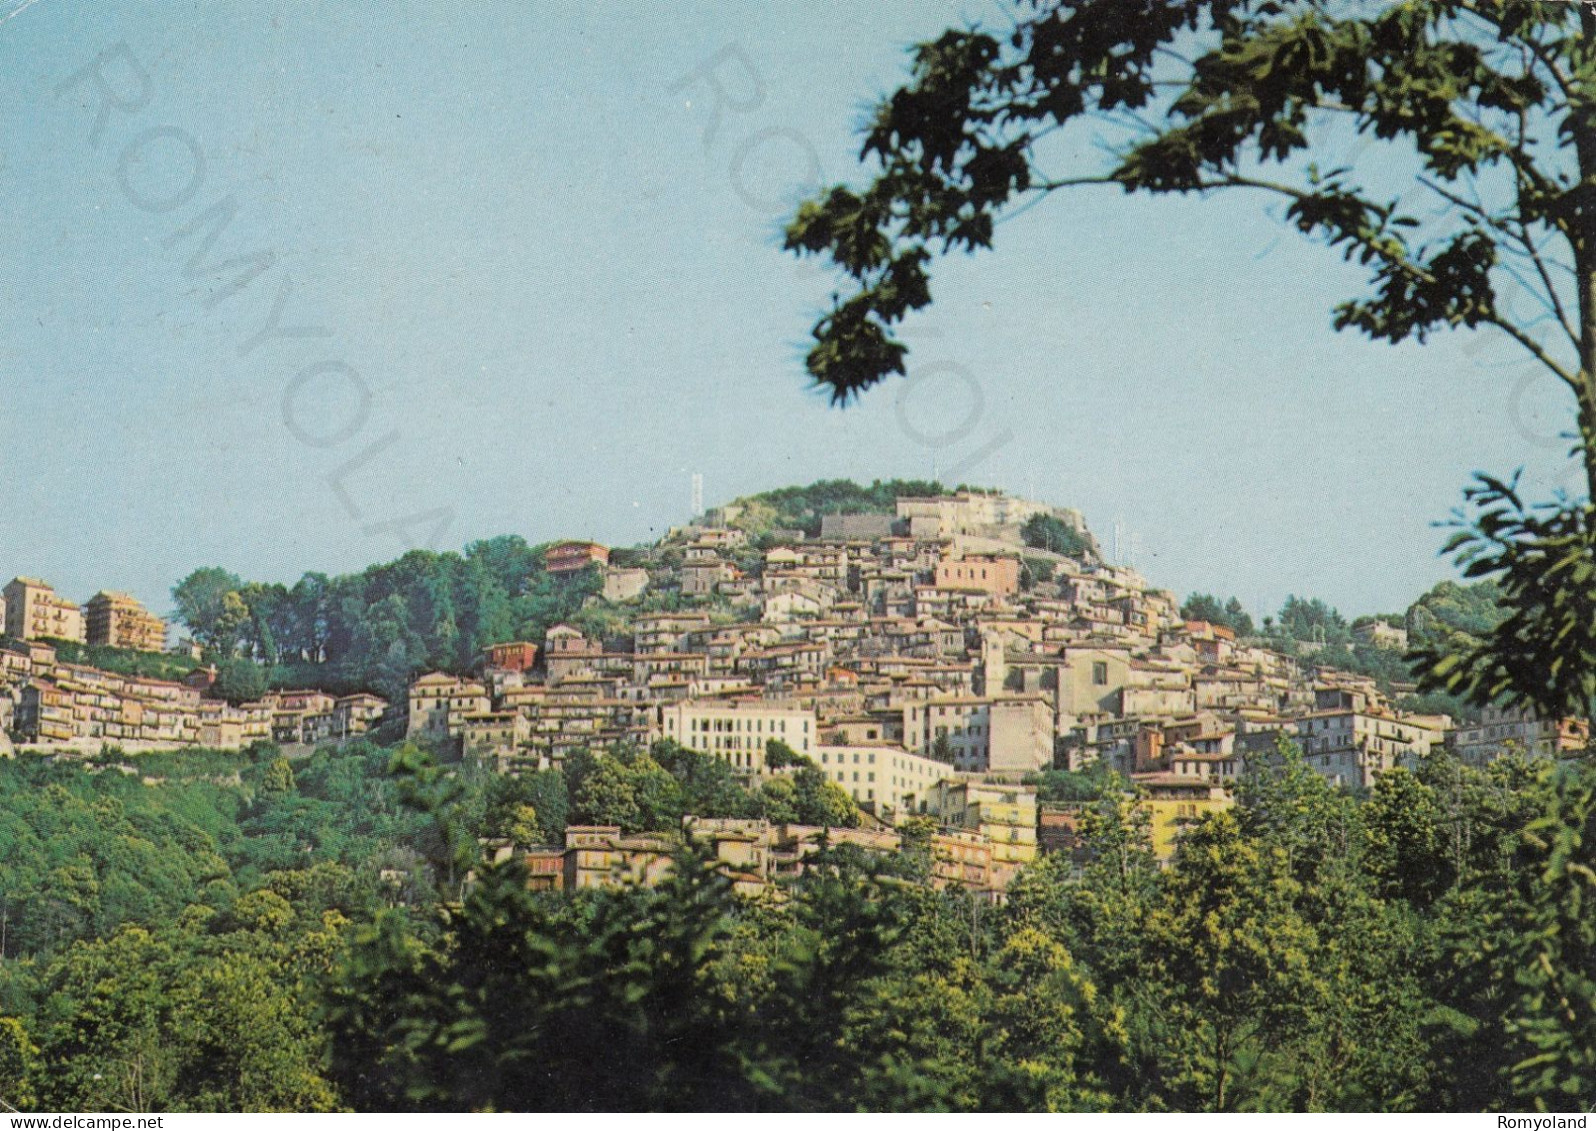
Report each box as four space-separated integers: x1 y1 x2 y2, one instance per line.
1132 773 1233 863
931 780 1039 869
85 591 167 653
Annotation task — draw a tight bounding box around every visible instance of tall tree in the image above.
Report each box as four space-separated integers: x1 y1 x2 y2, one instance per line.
1505 761 1596 1108
1182 593 1255 636
1148 812 1319 1111
1021 514 1091 559
171 568 244 654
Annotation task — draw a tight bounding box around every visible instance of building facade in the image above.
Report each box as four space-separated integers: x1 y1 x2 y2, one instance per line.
4 578 85 644
656 698 817 776
815 743 949 815
85 591 167 653
545 541 611 574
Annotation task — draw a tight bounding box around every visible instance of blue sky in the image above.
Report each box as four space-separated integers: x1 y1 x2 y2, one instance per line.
0 0 1579 621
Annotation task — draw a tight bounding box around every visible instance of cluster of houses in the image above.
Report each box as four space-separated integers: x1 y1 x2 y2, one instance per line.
513 797 1028 897
6 491 1588 892
0 576 389 754
402 493 1591 889
0 644 388 753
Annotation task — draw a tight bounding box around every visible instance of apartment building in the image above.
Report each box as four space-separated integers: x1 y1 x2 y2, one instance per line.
934 555 1021 597
1132 773 1234 863
4 578 85 644
656 698 817 776
85 591 167 653
545 541 610 574
461 710 532 767
930 779 1039 875
895 492 1063 539
1295 705 1447 789
901 694 1052 773
602 566 650 602
815 743 949 816
1450 705 1589 765
484 641 539 672
406 672 490 739
902 696 992 771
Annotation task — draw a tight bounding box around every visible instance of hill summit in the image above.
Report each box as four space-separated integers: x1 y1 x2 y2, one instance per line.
685 479 1100 559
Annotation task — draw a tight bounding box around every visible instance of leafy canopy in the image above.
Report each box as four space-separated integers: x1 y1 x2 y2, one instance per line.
787 1 1588 413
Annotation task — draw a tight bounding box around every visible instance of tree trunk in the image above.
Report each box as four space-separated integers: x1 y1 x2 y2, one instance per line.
1575 6 1596 504
1213 1027 1229 1112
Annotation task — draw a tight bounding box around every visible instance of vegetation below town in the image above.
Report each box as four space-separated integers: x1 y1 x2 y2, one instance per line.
0 736 1590 1112
39 641 202 685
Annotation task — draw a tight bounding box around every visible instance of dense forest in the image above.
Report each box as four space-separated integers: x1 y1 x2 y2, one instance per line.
0 735 1590 1112
167 538 609 701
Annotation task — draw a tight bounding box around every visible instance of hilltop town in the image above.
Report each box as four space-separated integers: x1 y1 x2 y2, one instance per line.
0 486 1584 893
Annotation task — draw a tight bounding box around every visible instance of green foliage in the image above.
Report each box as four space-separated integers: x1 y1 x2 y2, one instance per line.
1505 761 1596 1108
1149 812 1320 1111
1364 768 1451 907
171 568 246 655
484 769 568 847
724 478 943 538
1021 514 1091 560
1030 762 1119 804
1181 594 1255 637
764 738 808 771
1020 557 1056 589
0 738 448 1113
1272 596 1350 648
785 2 1587 405
0 741 427 966
1406 578 1507 650
1416 478 1596 718
562 741 858 833
9 725 1596 1112
792 766 861 828
0 1016 38 1112
43 641 199 683
260 757 296 797
215 658 268 705
170 538 605 701
34 917 342 1112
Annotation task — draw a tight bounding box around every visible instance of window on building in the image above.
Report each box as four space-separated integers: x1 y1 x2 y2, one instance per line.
1093 662 1109 685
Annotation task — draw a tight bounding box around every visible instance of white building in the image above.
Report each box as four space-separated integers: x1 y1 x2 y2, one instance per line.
814 743 951 817
657 698 816 777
